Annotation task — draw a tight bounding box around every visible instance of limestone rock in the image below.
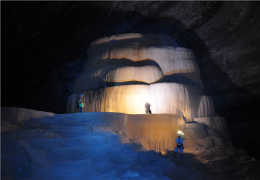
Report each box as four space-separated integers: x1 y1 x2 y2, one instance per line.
197 96 216 117
68 82 206 120
70 33 216 125
88 34 200 76
2 109 226 156
193 116 228 137
104 65 163 83
1 107 55 132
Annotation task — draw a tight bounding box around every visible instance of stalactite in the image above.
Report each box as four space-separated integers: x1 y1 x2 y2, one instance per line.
197 96 215 117
68 82 208 120
69 33 216 122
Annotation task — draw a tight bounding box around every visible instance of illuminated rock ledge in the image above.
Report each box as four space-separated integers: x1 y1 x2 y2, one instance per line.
2 109 227 155
68 82 214 120
67 33 226 154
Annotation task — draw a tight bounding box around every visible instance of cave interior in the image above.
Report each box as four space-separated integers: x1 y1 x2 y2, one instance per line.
2 1 260 177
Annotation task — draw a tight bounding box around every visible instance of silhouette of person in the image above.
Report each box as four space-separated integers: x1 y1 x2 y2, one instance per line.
145 102 152 114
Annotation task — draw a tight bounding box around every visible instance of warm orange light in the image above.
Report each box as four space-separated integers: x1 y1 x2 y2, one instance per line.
107 114 184 154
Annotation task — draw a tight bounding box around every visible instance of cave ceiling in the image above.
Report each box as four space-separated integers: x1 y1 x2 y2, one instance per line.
3 1 260 113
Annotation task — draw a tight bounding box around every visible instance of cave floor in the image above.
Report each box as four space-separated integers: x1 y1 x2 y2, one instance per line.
2 112 258 180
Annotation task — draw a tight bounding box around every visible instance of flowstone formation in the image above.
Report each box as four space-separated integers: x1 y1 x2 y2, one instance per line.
67 33 229 154
69 33 214 118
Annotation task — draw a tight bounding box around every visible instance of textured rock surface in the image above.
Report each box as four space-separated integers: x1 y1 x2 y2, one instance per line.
68 83 215 120
1 109 226 155
88 34 200 76
197 96 216 117
1 107 55 132
2 110 257 180
69 34 214 121
4 111 233 180
104 65 163 83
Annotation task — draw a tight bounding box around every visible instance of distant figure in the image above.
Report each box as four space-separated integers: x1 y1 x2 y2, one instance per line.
174 130 184 153
78 95 85 112
177 110 187 122
145 102 152 114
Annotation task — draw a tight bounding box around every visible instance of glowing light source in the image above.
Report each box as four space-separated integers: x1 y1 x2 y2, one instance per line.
177 130 184 136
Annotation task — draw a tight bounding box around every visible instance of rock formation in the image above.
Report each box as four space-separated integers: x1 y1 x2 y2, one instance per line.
2 109 227 155
1 107 55 132
65 33 230 154
4 110 235 180
104 65 163 84
70 33 213 120
88 34 200 76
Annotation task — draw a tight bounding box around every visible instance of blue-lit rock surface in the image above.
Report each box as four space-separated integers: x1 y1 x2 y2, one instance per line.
2 108 258 180
2 109 225 180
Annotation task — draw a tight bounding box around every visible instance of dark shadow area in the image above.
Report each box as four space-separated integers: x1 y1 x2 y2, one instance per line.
105 81 149 87
89 33 179 51
164 152 223 180
155 73 202 89
1 133 33 180
165 151 260 180
93 58 162 70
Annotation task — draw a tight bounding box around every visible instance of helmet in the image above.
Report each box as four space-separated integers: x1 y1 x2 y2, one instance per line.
177 130 184 136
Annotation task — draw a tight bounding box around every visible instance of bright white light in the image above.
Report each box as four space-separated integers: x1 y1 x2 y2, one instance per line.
177 130 184 136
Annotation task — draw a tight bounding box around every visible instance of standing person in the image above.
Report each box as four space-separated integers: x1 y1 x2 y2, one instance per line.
78 95 85 112
174 130 184 153
145 102 152 114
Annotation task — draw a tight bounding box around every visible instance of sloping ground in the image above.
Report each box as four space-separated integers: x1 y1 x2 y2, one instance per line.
2 109 258 179
1 107 55 133
2 112 212 180
1 108 226 154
